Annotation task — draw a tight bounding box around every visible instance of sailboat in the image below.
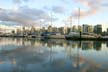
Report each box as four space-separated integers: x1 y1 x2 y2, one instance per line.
41 12 65 39
65 8 97 40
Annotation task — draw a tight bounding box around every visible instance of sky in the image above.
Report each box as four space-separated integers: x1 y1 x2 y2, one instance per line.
0 0 108 31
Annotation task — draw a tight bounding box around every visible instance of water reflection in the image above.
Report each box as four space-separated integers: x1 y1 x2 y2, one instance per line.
0 37 108 72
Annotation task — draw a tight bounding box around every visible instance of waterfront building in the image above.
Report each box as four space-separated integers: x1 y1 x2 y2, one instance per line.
66 27 71 34
94 25 102 34
41 27 46 32
11 30 15 35
52 27 58 33
83 24 89 33
78 25 82 32
47 25 53 32
31 26 36 33
16 28 22 35
63 27 68 34
58 27 65 34
107 28 108 34
72 25 77 32
88 25 93 33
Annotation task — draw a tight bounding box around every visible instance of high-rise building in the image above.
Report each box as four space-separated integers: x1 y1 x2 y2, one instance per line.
31 26 36 33
58 27 64 34
64 27 68 34
52 27 58 33
83 24 89 33
47 25 53 32
72 25 77 32
107 28 108 33
94 25 102 34
41 27 46 32
16 28 21 35
78 25 82 32
88 25 93 33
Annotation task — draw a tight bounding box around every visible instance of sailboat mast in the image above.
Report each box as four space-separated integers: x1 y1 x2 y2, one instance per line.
78 8 80 31
77 8 81 71
78 8 81 39
50 11 53 26
70 16 72 31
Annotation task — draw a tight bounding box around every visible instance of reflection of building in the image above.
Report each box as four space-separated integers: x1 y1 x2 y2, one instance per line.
82 41 93 50
93 41 102 50
106 42 108 48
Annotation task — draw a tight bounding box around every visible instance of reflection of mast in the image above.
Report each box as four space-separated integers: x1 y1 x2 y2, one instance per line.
49 45 53 65
77 8 81 71
78 8 81 41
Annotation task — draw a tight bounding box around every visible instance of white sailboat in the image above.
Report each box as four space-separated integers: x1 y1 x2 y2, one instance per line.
65 8 97 40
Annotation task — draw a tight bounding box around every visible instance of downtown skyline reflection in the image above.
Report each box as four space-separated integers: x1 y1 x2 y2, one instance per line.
0 38 108 72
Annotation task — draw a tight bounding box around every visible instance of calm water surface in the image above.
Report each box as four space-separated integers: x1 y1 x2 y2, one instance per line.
0 38 108 72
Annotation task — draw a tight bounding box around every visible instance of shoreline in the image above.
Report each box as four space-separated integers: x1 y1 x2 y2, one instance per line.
0 36 108 41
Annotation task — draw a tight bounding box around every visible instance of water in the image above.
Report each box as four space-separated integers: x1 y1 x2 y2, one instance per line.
0 38 108 72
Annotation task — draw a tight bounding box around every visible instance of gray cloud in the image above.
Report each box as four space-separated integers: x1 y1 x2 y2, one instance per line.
12 0 29 4
52 6 66 14
60 0 70 4
13 0 22 4
0 6 57 27
43 5 66 14
102 3 108 7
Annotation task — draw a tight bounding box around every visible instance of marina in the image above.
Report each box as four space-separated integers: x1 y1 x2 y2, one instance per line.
0 32 108 40
0 0 108 72
0 38 108 72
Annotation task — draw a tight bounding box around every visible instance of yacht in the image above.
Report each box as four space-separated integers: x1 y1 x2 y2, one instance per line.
65 32 98 40
65 32 80 40
41 32 65 39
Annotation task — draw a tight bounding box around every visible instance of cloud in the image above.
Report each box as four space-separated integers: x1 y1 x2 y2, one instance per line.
12 0 29 4
101 3 108 7
43 5 66 14
13 0 22 4
52 6 66 14
69 0 102 19
0 6 57 27
60 0 70 4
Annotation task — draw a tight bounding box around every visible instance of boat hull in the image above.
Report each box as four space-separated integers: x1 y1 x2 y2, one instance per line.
45 35 65 39
65 36 108 40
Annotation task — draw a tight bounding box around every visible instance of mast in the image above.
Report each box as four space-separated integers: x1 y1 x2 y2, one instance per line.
77 7 81 71
78 8 81 39
50 11 53 26
70 16 72 31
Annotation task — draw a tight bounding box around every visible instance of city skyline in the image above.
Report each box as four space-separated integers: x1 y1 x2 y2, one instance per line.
0 0 108 31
